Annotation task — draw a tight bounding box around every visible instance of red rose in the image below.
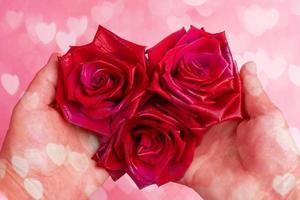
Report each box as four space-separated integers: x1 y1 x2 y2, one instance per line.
147 26 242 132
55 26 149 136
92 106 196 189
56 25 243 189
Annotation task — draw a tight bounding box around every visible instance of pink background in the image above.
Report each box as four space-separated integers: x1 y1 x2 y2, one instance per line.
1 0 300 199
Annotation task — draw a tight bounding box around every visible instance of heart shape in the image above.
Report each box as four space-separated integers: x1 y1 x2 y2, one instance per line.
276 128 300 155
67 150 89 173
288 65 300 87
272 173 296 196
11 156 29 178
55 32 76 52
91 2 114 24
264 55 287 80
1 73 19 95
35 22 56 44
240 49 286 80
80 134 99 154
46 143 66 166
67 16 88 36
5 10 23 29
24 178 44 199
243 5 279 36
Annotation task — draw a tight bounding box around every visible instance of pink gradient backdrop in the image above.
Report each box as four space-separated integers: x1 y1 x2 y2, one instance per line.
1 0 300 199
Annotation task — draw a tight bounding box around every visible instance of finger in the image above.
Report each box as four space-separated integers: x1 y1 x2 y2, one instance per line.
240 61 278 118
23 53 60 108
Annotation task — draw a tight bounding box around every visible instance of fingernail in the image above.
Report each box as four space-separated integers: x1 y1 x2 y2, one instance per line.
245 61 257 75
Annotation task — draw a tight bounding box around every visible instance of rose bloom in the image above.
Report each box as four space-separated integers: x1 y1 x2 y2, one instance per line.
92 106 196 189
147 26 242 133
57 25 243 189
55 26 149 136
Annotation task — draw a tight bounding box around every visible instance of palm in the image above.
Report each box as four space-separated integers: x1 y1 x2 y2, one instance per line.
180 63 300 199
5 100 107 199
2 55 299 200
0 53 108 199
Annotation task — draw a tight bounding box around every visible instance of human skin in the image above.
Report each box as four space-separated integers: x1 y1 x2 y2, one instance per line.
0 53 108 199
179 62 300 199
0 53 299 200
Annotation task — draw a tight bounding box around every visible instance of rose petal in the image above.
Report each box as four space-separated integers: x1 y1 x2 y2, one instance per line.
80 61 123 96
156 135 196 186
176 26 226 47
93 25 146 66
65 65 82 102
147 28 186 65
70 43 102 64
59 52 74 81
80 101 115 119
55 85 111 136
93 137 125 171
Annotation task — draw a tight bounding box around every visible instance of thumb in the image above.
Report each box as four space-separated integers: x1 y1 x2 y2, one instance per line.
22 53 60 108
240 61 278 118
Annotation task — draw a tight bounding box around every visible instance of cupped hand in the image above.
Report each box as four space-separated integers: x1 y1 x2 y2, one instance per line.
179 62 300 200
2 54 300 200
0 53 108 200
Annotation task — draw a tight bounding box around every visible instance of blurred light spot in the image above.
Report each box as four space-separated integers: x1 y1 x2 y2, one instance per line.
288 65 300 87
243 5 279 36
183 0 207 6
5 10 23 29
